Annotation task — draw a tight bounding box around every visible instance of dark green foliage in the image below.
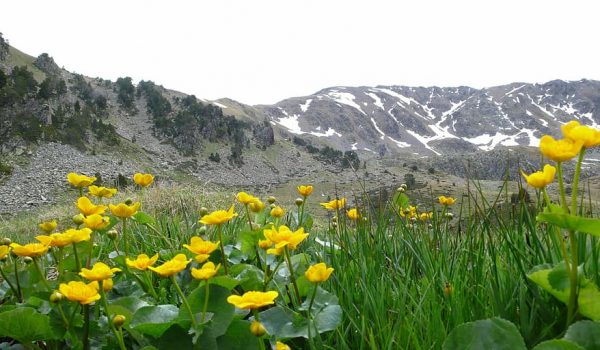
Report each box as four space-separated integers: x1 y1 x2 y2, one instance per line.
209 153 221 162
37 75 67 100
293 136 307 146
404 173 416 189
137 80 172 121
12 112 43 142
91 118 120 145
10 66 38 98
428 167 435 174
0 32 8 60
0 160 13 176
69 74 93 102
341 150 360 169
115 77 136 112
115 173 129 188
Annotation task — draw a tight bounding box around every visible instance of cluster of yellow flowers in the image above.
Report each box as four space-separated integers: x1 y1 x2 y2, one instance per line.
522 120 600 189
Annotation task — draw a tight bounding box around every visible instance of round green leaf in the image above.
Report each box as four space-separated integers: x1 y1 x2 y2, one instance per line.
0 307 56 343
532 339 584 350
565 320 600 349
131 305 179 338
442 317 527 350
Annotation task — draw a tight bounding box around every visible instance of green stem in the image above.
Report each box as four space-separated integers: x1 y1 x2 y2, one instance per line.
571 149 586 216
252 310 266 350
57 247 64 282
217 225 229 275
57 303 69 329
13 257 23 303
283 247 301 305
556 162 569 214
567 230 579 326
308 284 318 314
298 199 306 228
99 282 127 350
72 243 81 272
122 218 129 257
83 304 90 350
171 275 198 329
33 258 52 291
201 280 210 323
0 264 18 298
144 271 159 300
86 231 95 268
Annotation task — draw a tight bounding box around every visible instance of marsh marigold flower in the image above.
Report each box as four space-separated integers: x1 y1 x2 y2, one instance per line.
249 200 265 213
521 164 556 189
347 208 360 221
276 342 291 350
77 197 107 216
0 245 9 260
419 212 433 221
102 278 114 292
191 261 220 280
83 214 110 230
438 196 456 206
183 237 219 263
67 173 96 188
38 220 57 233
270 206 285 218
133 173 154 187
237 192 259 205
539 135 583 162
297 185 313 197
64 228 92 243
36 232 73 248
561 120 600 148
59 281 101 305
263 225 308 250
199 206 238 225
109 202 141 218
320 198 346 210
88 186 117 198
258 239 272 250
10 242 49 257
148 254 191 277
227 290 278 309
305 262 334 283
79 262 121 281
126 253 159 271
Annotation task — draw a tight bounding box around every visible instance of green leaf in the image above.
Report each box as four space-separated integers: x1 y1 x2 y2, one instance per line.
527 265 569 303
184 284 234 337
300 287 339 312
393 192 410 209
150 323 193 350
111 296 150 313
239 230 259 258
133 211 156 225
548 264 570 292
537 213 600 237
216 320 260 350
313 304 342 333
532 339 584 350
564 320 600 349
209 276 239 290
231 264 264 291
442 317 527 350
131 305 179 338
0 307 56 343
577 279 600 321
260 306 308 338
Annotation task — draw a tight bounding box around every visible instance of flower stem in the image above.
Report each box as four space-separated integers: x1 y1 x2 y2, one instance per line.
57 303 69 329
33 258 52 291
83 304 90 350
99 282 127 350
217 225 229 275
283 247 301 305
308 284 318 314
567 230 579 326
171 275 198 329
571 148 586 217
144 271 159 300
13 257 23 302
72 243 82 272
556 162 569 214
201 281 210 323
0 265 18 299
253 310 266 350
86 231 96 268
122 218 129 257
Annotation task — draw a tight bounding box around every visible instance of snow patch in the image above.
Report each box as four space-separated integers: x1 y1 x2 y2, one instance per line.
365 92 385 110
212 101 228 109
300 99 312 113
370 118 386 140
276 114 304 134
387 136 411 148
309 128 342 138
326 91 366 115
351 143 358 150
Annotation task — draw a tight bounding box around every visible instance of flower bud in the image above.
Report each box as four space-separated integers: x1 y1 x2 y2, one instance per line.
396 187 405 193
112 314 126 328
250 222 260 231
198 225 207 235
295 198 304 206
72 214 85 225
107 229 118 240
124 198 133 205
269 203 277 209
199 207 209 217
400 183 407 190
445 212 454 220
1 237 11 246
267 196 276 204
250 320 267 337
331 216 337 223
444 282 453 297
50 291 64 303
331 222 338 228
23 256 33 264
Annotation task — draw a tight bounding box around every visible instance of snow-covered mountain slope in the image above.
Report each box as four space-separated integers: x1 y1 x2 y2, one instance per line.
236 79 600 156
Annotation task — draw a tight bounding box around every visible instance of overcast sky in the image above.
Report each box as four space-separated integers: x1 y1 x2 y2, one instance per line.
2 0 599 105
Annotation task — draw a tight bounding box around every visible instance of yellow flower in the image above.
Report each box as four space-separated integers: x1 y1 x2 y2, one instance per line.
148 254 191 277
126 253 159 271
63 228 92 243
191 261 220 280
227 290 278 309
305 262 334 283
297 185 314 197
270 206 285 218
77 197 107 216
67 173 96 188
102 278 114 292
438 196 456 206
539 135 583 162
83 214 110 230
347 208 360 221
263 225 309 250
400 205 417 219
59 281 101 305
183 237 219 263
10 242 49 257
109 202 141 218
521 164 556 189
133 173 155 187
266 246 285 256
249 200 265 213
35 232 73 248
0 245 10 260
199 206 238 225
258 239 272 250
419 212 433 221
561 120 600 148
88 186 117 198
320 198 346 210
38 220 57 233
237 192 258 205
276 341 291 350
79 262 122 281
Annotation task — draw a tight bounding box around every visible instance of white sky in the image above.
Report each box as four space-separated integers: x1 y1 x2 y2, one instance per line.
2 0 599 105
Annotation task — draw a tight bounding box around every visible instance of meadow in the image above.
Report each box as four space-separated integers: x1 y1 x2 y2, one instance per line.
0 120 599 350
